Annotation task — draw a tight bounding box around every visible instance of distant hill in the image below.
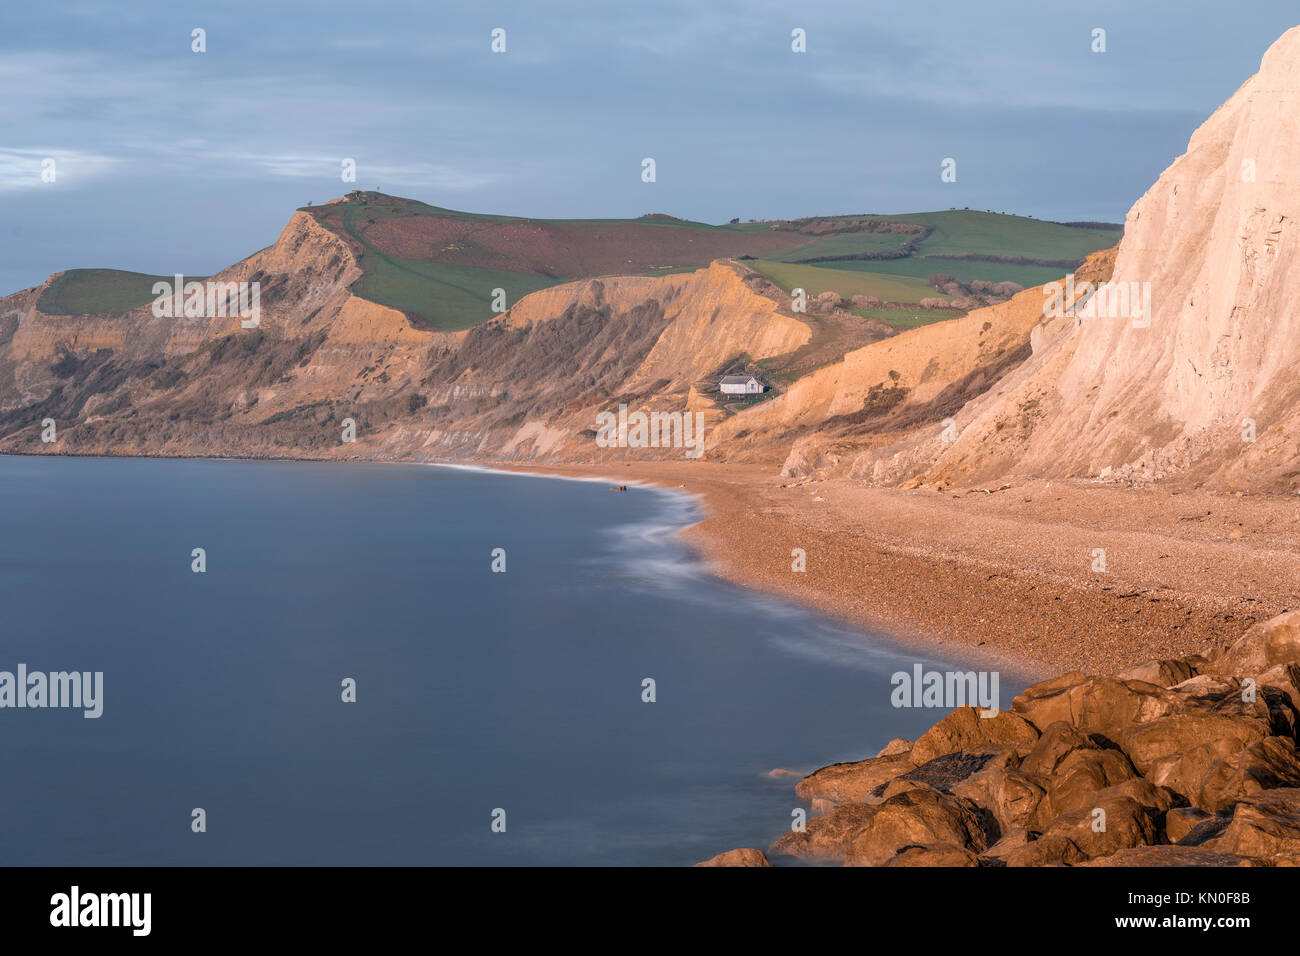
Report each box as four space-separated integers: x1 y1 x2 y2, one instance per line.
38 268 209 316
297 193 1120 331
13 191 1120 333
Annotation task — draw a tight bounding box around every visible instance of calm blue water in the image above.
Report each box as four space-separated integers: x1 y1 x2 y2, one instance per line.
0 455 1023 865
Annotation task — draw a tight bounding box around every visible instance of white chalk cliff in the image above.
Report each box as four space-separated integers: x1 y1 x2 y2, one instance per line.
891 26 1300 491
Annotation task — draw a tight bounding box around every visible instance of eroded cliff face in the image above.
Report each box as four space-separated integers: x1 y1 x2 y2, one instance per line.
0 217 819 465
0 199 1127 484
0 210 436 458
747 282 1055 479
373 260 813 463
840 27 1300 493
763 250 1110 485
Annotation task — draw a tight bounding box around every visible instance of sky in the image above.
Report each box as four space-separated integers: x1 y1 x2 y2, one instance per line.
2 0 1297 294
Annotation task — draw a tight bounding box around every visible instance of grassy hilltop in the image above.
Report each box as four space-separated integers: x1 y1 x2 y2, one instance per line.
31 192 1121 332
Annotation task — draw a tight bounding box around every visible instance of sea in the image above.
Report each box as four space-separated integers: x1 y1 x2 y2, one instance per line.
0 455 1024 865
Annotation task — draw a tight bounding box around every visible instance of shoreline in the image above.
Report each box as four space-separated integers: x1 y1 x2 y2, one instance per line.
486 459 1051 680
7 450 1294 678
488 460 1298 678
447 458 1041 687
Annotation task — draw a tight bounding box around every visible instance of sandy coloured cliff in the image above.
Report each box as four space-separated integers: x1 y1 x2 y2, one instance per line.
0 218 822 462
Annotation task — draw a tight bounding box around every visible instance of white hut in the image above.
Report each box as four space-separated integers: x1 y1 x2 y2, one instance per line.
719 375 764 396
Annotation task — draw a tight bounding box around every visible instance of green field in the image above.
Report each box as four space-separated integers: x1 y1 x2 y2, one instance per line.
746 211 1118 308
818 255 1070 289
805 210 1121 262
37 269 206 316
321 195 754 330
353 258 560 331
763 231 913 262
743 260 953 304
339 206 563 330
850 306 960 331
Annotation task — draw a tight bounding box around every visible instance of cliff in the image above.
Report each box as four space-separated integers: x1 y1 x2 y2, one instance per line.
0 218 822 463
836 26 1300 493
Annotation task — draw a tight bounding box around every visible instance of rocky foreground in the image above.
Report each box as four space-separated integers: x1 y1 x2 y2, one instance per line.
699 610 1300 867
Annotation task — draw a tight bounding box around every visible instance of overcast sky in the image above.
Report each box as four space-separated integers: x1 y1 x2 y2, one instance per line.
2 0 1297 294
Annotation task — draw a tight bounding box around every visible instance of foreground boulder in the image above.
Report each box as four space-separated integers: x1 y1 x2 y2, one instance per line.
949 757 1054 832
883 844 980 867
1121 713 1271 805
769 803 879 863
1197 737 1300 812
795 748 915 812
1165 806 1212 842
909 707 1039 764
1260 663 1300 711
1208 610 1300 677
1118 658 1200 687
1043 747 1140 816
1002 833 1088 867
1011 674 1178 744
1019 722 1098 777
1078 846 1266 867
1194 788 1300 857
1032 792 1158 861
694 848 772 867
842 786 995 866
